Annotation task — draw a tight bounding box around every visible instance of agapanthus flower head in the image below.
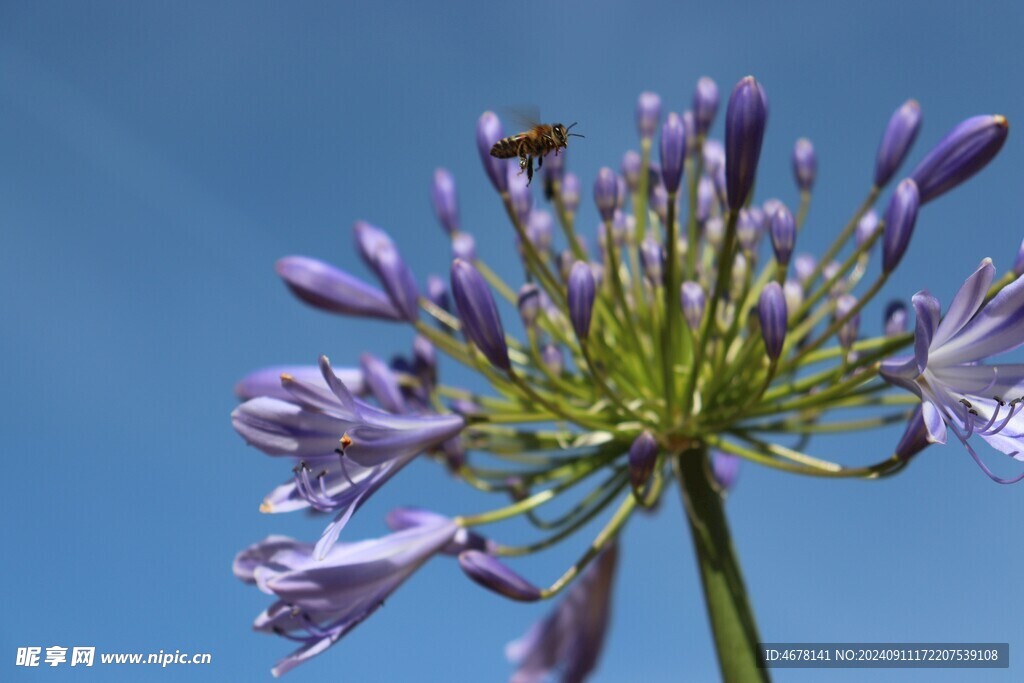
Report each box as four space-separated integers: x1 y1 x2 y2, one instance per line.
875 99 923 188
234 81 1018 680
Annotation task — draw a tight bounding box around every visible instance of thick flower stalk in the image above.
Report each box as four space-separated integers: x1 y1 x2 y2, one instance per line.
231 76 1017 681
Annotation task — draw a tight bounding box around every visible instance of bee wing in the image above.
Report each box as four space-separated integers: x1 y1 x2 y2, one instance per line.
499 105 542 132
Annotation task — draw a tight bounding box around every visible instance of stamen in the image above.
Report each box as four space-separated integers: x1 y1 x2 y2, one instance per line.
980 400 1024 436
947 421 1024 485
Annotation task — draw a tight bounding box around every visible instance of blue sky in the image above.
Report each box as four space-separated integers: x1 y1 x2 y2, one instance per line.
2 1 1023 681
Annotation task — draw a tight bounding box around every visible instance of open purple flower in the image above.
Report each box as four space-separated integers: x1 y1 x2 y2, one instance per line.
881 259 1024 482
505 544 618 683
234 512 458 676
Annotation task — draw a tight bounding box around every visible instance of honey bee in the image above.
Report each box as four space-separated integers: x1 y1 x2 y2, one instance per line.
490 122 584 186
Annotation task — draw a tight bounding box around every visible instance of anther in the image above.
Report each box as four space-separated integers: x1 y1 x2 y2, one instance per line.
994 395 1005 406
340 433 353 449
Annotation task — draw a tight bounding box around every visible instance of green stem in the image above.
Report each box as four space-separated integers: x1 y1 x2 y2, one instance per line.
675 449 768 682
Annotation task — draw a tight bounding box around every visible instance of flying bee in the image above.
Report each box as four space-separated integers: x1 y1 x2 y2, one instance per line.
490 122 584 187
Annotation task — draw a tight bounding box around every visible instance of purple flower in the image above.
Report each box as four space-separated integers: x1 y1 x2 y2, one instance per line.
693 76 719 137
430 168 459 235
711 450 740 491
636 91 662 139
910 114 1008 204
881 259 1024 483
353 222 420 323
628 431 658 497
232 356 464 469
758 282 787 361
875 99 923 188
276 256 403 321
681 281 705 331
450 258 511 371
426 274 450 313
1014 237 1024 277
568 261 597 342
793 253 816 285
235 512 458 676
452 232 477 261
561 173 581 214
508 163 533 224
505 544 618 683
792 138 816 192
769 203 795 266
725 76 768 211
855 210 880 249
895 407 931 461
697 176 715 223
518 283 541 328
621 150 641 192
660 112 687 194
478 111 509 193
542 343 564 375
835 294 860 350
593 167 618 222
884 300 908 337
640 236 664 284
881 179 920 273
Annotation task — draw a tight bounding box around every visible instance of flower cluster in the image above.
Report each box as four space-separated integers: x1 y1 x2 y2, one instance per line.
232 75 1016 679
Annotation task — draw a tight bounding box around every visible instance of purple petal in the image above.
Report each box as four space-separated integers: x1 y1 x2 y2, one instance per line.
921 400 948 445
458 551 542 602
931 272 1024 365
276 256 402 321
235 365 365 402
912 292 940 374
931 258 994 348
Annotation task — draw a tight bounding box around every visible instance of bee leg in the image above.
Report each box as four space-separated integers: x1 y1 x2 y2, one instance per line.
517 155 529 176
526 157 535 186
536 154 543 170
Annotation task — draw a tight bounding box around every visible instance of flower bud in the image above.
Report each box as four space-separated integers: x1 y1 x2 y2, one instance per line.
697 176 715 223
874 99 922 188
705 216 724 248
275 256 403 321
881 178 920 273
527 210 554 252
737 208 761 253
693 76 720 137
640 237 664 284
517 283 541 328
757 281 787 361
792 138 816 192
660 112 687 194
792 254 815 285
855 210 880 248
835 294 860 350
682 111 697 154
628 431 659 498
910 114 1008 204
725 76 768 211
561 172 581 214
783 279 803 318
681 281 705 331
895 406 930 460
731 253 748 293
412 334 437 388
541 343 564 375
426 274 450 313
884 300 908 337
458 550 542 602
452 232 476 261
507 164 532 224
1015 237 1024 277
430 168 459 235
543 145 565 181
450 259 510 371
360 353 406 414
769 203 796 266
650 182 669 225
568 261 596 341
477 111 509 193
711 450 740 491
593 167 618 222
621 150 641 192
353 222 420 322
636 91 662 139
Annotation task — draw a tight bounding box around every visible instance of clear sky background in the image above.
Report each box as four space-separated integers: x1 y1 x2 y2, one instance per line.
2 1 1023 681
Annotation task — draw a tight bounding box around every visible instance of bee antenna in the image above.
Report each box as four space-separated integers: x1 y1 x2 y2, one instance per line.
565 122 579 132
565 122 585 139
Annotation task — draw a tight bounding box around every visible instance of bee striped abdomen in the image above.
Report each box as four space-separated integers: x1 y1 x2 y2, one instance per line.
490 135 526 159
